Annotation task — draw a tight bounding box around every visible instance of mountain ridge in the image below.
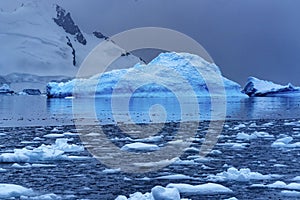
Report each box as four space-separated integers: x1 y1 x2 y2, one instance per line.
0 1 142 78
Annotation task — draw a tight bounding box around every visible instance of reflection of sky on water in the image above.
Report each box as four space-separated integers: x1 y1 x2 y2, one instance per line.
0 96 300 127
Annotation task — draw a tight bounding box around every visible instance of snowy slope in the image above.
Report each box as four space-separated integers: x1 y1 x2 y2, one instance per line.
47 52 247 98
0 1 142 77
242 77 300 97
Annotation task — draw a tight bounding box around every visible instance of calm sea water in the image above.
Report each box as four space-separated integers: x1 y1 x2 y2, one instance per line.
1 95 300 126
1 95 300 199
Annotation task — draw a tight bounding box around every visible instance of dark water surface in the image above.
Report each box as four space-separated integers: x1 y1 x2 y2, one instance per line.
1 96 300 199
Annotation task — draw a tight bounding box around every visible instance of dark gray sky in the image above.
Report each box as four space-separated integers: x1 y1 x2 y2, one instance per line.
3 0 300 85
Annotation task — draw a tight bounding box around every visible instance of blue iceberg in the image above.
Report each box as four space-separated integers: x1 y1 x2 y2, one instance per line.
243 77 300 97
47 52 247 98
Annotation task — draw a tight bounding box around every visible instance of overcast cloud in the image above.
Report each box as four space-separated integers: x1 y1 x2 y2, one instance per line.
1 0 300 85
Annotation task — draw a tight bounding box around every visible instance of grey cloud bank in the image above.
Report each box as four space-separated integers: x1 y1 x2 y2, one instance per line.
1 0 300 85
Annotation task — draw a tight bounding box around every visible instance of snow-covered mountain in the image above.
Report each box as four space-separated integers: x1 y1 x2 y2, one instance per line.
242 77 300 97
47 52 247 98
0 1 142 77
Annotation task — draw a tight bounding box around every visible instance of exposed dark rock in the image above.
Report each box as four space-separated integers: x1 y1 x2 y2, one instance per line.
22 89 41 95
121 52 130 57
93 31 108 40
242 81 257 97
53 5 87 45
0 76 7 85
66 36 76 66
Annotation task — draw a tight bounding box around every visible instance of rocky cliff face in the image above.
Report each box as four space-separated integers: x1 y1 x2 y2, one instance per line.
53 5 87 45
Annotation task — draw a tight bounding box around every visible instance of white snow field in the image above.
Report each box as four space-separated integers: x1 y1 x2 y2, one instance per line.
47 52 248 98
243 76 300 97
0 1 141 77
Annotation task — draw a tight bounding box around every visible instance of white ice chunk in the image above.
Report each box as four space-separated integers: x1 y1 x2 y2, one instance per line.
167 183 232 194
0 184 33 199
209 167 275 182
121 142 159 151
102 168 121 174
44 134 65 138
0 139 84 163
272 136 300 148
152 186 180 200
155 174 194 180
0 168 7 172
252 181 300 191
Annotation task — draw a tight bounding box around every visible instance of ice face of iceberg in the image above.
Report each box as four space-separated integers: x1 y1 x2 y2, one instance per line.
0 84 14 94
243 76 300 97
47 52 247 98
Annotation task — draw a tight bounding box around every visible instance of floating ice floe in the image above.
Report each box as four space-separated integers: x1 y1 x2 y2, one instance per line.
237 131 273 140
273 164 287 168
252 181 300 191
292 176 300 182
166 183 233 194
121 142 160 151
43 133 65 138
218 142 248 149
0 183 70 199
53 138 84 152
232 124 246 130
173 158 197 165
281 190 300 197
0 139 84 163
102 168 121 174
0 184 33 199
209 167 277 182
115 183 232 200
243 76 300 97
284 121 300 126
0 84 14 94
47 52 247 98
133 135 163 143
20 193 65 200
12 163 56 168
154 174 195 180
271 136 300 148
0 168 7 172
116 186 180 200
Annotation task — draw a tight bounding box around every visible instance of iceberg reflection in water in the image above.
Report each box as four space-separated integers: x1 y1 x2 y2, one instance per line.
49 96 300 124
0 96 300 127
